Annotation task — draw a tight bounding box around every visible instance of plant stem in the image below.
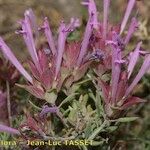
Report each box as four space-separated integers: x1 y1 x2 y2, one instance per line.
6 81 12 127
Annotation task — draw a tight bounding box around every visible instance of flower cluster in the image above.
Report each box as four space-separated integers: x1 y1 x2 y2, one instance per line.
0 0 149 140
90 0 149 117
0 9 89 103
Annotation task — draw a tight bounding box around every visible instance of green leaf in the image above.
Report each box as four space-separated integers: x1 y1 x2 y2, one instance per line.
88 121 108 140
116 117 139 123
79 145 88 150
95 91 104 117
44 90 57 104
88 90 96 102
62 108 70 116
87 105 94 113
58 93 79 108
76 78 91 85
106 126 118 132
29 100 42 111
68 110 77 124
91 140 104 146
84 122 93 138
82 94 89 105
69 84 81 94
68 102 78 124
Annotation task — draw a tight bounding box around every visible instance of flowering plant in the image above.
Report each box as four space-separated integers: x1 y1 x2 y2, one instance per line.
0 0 149 149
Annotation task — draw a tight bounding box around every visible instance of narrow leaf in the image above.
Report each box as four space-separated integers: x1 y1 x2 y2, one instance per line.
116 117 138 122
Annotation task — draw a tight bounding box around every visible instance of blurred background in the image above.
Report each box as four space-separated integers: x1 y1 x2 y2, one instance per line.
0 0 149 149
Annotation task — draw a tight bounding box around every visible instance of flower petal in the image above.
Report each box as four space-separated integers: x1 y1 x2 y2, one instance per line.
0 37 33 83
108 32 122 103
24 9 39 38
76 19 92 66
125 54 150 97
124 17 138 45
111 47 121 103
0 124 20 135
40 17 56 55
82 0 99 29
120 0 136 34
103 0 110 39
55 18 79 78
77 0 98 66
40 105 58 118
17 12 41 72
127 42 142 79
116 72 127 102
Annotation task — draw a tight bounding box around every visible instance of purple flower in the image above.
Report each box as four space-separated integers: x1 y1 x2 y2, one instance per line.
24 9 39 38
0 9 80 99
103 0 110 39
77 0 99 66
40 105 58 118
99 34 148 117
39 17 56 55
55 18 80 78
107 32 125 103
0 37 33 84
120 0 136 34
127 42 142 79
0 0 148 118
16 10 41 73
82 0 99 29
125 54 150 97
0 124 20 135
124 17 139 45
92 0 149 117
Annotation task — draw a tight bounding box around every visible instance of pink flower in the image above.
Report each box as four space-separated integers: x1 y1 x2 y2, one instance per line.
0 37 33 84
120 0 136 34
77 0 99 66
